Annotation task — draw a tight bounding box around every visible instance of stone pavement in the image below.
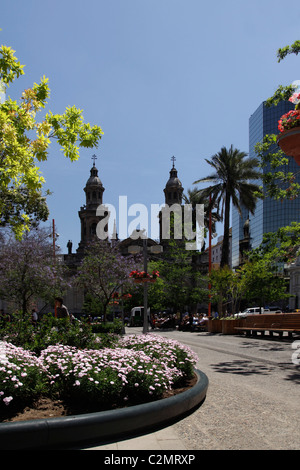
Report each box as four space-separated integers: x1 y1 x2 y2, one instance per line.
83 424 188 451
81 328 300 451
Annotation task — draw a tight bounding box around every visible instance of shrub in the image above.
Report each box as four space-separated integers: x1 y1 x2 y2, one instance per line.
91 318 123 334
118 334 198 380
0 343 47 411
0 312 105 354
0 334 199 413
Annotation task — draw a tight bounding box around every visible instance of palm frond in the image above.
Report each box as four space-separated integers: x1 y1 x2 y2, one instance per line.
193 145 262 266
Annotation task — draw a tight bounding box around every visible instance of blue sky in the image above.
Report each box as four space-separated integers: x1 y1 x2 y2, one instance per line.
1 0 300 252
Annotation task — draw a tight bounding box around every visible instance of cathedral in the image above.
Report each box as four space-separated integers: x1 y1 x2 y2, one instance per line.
60 155 186 314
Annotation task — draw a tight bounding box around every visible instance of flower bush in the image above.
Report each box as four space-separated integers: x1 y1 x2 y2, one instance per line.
278 109 300 132
0 334 198 415
0 342 47 410
278 92 300 132
0 312 118 354
129 270 159 281
90 318 123 335
118 334 198 379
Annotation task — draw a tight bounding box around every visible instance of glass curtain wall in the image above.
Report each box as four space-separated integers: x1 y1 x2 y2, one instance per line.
232 100 300 268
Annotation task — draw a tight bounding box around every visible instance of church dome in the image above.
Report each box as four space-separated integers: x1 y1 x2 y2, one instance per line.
165 167 182 188
164 158 184 205
82 158 105 209
86 165 103 187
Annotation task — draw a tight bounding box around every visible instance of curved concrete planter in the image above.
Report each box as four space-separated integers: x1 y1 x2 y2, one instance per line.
0 369 208 450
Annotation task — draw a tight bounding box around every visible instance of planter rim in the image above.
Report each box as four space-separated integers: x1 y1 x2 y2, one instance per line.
277 126 300 142
0 368 208 450
276 127 300 161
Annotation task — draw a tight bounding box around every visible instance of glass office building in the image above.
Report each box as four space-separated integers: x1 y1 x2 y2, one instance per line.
232 100 300 268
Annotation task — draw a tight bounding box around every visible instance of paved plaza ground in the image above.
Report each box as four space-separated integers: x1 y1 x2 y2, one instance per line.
86 327 300 451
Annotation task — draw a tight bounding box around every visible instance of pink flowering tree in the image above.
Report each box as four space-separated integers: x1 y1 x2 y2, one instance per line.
75 240 141 322
0 228 68 315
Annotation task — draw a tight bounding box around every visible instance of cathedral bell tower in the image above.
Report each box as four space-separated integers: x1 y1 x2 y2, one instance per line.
159 156 184 245
163 156 184 205
77 155 106 253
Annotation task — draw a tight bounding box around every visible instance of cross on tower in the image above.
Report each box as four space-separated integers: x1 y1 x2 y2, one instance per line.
171 156 176 168
92 154 97 166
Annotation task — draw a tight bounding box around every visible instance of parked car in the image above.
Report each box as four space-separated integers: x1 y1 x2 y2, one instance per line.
234 307 264 318
235 306 282 318
129 306 150 326
264 307 282 314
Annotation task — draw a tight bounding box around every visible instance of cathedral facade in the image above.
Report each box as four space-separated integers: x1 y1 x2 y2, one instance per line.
60 156 185 315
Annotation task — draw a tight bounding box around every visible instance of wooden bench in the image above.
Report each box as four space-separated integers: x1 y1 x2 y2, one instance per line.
235 313 300 338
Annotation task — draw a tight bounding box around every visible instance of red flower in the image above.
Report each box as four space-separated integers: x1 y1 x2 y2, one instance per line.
130 270 159 280
278 110 300 132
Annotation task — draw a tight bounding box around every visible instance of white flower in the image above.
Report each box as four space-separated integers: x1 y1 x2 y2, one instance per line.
3 396 13 405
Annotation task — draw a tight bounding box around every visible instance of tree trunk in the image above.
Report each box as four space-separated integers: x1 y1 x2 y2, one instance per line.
103 302 108 323
218 295 223 318
221 190 231 268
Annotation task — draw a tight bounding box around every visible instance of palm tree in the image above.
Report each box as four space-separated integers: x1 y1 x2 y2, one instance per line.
194 145 262 267
183 187 221 248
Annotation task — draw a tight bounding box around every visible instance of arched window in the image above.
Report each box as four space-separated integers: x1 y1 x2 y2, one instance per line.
90 223 97 235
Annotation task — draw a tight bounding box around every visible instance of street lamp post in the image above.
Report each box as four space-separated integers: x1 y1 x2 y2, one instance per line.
129 238 163 334
208 194 212 318
52 219 58 317
51 219 60 317
143 238 149 334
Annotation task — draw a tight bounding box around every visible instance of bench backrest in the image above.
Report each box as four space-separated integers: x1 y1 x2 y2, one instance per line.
243 313 300 328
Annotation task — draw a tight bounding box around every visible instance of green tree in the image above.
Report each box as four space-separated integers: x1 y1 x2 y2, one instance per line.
144 260 168 312
209 266 244 316
0 45 103 238
239 258 289 309
194 145 262 267
277 40 300 62
250 222 300 265
75 240 139 322
254 134 300 201
255 40 300 200
237 223 300 308
157 239 208 313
